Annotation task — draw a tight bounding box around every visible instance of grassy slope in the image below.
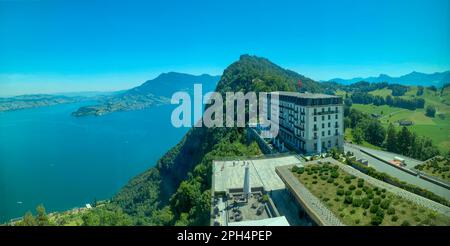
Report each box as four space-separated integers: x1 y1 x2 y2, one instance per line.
349 87 450 153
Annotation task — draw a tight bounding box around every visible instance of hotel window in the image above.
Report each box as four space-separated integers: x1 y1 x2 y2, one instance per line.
328 122 331 127
328 107 331 112
335 114 338 119
322 131 325 137
322 123 324 128
335 129 338 135
328 130 331 136
328 140 331 147
314 116 317 122
322 115 325 121
328 115 331 120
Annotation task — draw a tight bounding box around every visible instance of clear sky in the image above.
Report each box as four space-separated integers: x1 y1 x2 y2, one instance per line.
0 0 449 96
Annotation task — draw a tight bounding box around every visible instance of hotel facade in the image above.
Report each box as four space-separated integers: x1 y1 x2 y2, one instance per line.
265 92 344 154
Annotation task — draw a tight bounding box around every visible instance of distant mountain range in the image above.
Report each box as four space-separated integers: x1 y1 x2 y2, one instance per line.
72 72 220 117
0 94 88 112
328 70 450 87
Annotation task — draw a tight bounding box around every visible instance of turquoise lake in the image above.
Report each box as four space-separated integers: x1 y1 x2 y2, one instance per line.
0 102 188 222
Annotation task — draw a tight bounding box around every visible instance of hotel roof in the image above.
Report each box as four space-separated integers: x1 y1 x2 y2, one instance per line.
275 91 341 99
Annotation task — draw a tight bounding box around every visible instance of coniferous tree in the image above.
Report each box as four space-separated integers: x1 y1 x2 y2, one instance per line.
386 124 397 152
397 127 411 155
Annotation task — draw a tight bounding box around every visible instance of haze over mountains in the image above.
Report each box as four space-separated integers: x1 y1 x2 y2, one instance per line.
328 70 450 87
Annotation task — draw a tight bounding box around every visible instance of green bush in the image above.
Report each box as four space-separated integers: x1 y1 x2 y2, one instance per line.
362 200 371 209
391 215 399 222
355 219 360 224
331 171 339 178
401 220 410 226
312 180 318 184
327 177 334 183
349 185 356 190
368 193 374 199
355 190 362 195
344 195 353 204
370 205 379 214
320 175 328 180
345 190 352 196
380 200 390 210
350 209 356 214
352 198 362 207
373 197 381 205
381 194 386 199
387 208 395 215
371 215 383 226
336 189 345 196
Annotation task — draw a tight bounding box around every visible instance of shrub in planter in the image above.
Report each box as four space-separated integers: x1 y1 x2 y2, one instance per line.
344 195 353 204
387 208 395 215
380 200 390 209
370 205 379 214
362 200 371 209
352 198 362 207
373 197 381 205
401 220 410 226
371 215 383 226
331 171 339 178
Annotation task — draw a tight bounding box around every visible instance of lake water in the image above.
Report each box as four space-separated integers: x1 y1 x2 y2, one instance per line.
0 102 188 222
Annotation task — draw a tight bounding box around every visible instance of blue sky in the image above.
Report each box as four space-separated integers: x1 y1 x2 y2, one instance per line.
0 0 449 95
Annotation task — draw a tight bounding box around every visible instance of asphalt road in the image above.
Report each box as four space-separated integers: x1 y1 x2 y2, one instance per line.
344 143 450 199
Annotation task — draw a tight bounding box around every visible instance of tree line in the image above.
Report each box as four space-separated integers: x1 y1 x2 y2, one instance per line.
349 92 425 110
344 108 440 161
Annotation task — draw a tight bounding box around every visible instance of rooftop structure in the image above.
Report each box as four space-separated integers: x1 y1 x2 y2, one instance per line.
211 155 312 226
